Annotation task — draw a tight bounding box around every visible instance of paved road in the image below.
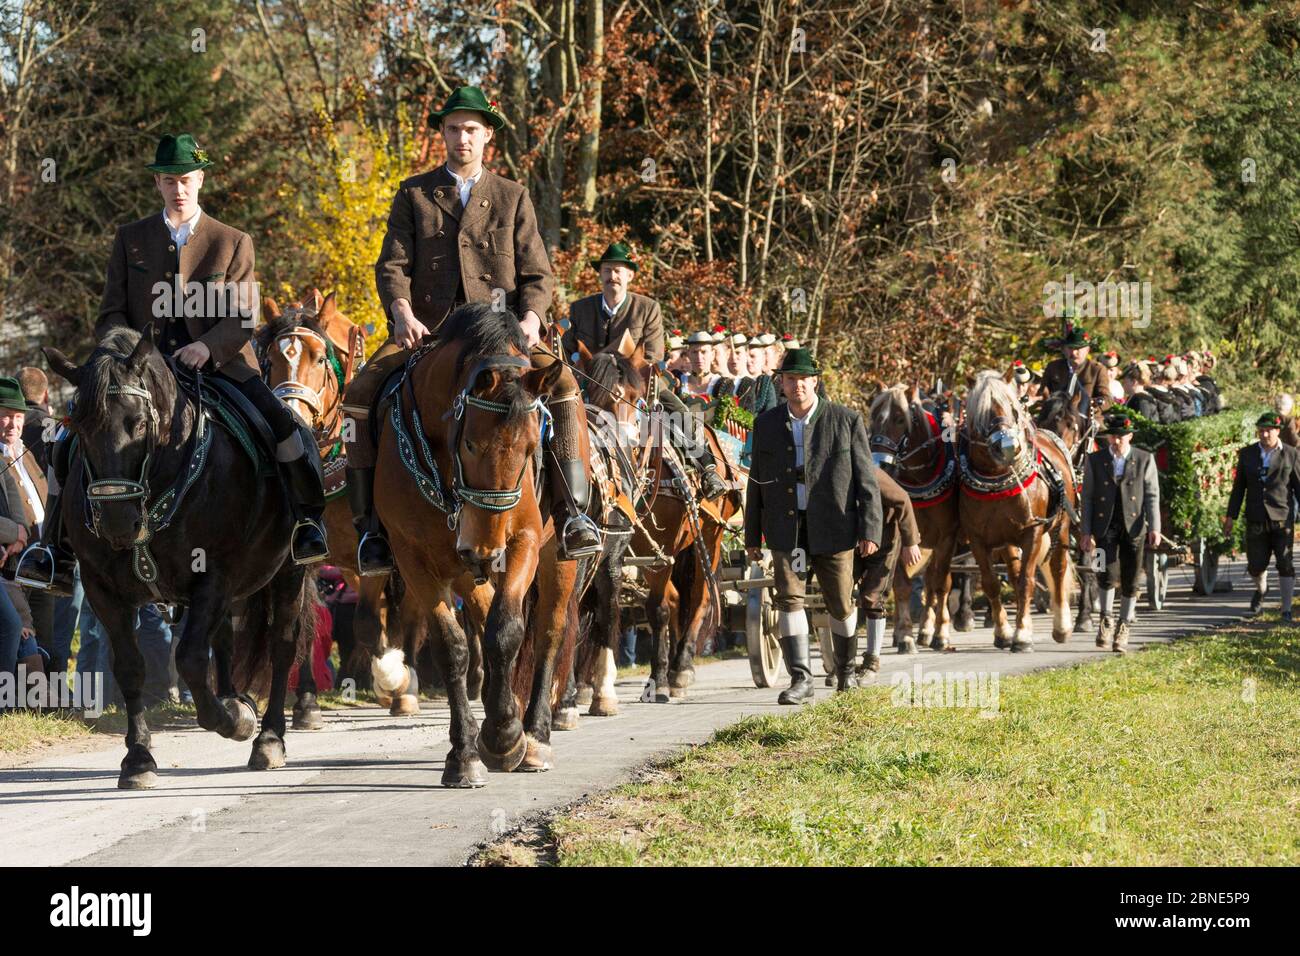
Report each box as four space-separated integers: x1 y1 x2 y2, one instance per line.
0 558 1267 866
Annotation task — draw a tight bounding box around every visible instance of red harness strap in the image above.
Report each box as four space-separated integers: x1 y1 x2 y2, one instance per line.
959 448 1041 500
909 410 955 509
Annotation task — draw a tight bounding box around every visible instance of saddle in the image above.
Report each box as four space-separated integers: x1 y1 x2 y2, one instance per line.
172 364 276 473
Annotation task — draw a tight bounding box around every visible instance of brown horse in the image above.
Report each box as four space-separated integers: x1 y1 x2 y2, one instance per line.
959 371 1076 651
374 303 577 785
574 336 742 703
868 385 963 653
256 291 451 715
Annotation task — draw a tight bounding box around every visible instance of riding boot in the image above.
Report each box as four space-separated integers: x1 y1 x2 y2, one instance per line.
832 635 858 692
15 489 76 596
678 420 729 501
547 397 601 559
777 634 815 704
347 466 394 576
279 424 329 565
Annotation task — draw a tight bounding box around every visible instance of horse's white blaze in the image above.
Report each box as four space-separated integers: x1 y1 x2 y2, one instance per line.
277 336 314 422
371 647 407 694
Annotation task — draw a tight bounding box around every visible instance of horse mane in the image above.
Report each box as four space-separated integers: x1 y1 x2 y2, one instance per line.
433 302 536 425
586 351 640 404
967 370 1026 435
71 327 175 432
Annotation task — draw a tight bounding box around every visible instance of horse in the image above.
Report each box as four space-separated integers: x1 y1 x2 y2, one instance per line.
256 291 462 715
958 371 1076 651
868 385 962 653
573 336 742 703
44 329 315 788
372 303 578 785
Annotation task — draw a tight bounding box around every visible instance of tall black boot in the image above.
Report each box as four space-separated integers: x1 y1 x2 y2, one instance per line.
347 466 393 576
678 422 729 501
281 424 329 565
552 457 602 559
777 634 815 704
832 635 858 692
15 489 75 596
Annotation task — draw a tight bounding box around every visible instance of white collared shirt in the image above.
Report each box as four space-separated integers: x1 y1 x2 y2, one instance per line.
1260 442 1277 473
162 206 202 248
601 292 627 318
788 395 820 511
0 442 43 531
1112 448 1129 482
447 165 482 207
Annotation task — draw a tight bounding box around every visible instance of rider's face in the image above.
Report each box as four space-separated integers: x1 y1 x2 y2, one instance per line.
0 410 24 447
441 112 493 171
600 264 634 300
155 171 204 221
1065 346 1088 367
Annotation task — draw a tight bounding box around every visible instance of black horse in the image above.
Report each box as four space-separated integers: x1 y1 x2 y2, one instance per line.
45 329 315 789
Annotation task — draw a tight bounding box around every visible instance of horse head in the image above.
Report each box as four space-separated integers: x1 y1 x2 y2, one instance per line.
575 330 651 445
868 384 924 473
966 370 1030 471
1034 390 1084 452
431 304 559 577
45 328 181 551
257 291 348 435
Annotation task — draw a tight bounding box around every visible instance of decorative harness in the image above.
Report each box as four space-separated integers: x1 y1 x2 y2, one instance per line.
390 346 547 529
81 373 215 600
873 405 957 509
958 417 1073 525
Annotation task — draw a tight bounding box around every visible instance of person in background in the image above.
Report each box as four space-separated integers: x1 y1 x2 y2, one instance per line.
17 367 54 475
1120 362 1165 423
1274 393 1298 449
0 447 39 697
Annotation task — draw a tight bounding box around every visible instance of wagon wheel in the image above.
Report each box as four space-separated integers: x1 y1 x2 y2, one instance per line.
745 563 783 687
1192 538 1221 596
1144 550 1168 611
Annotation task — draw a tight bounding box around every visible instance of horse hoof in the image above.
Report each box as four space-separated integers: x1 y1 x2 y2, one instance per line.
588 695 619 717
899 638 918 655
442 754 488 788
117 769 158 790
519 736 553 772
553 706 581 731
654 692 673 704
953 613 974 633
389 694 420 717
292 703 324 731
371 648 408 697
669 668 695 689
993 635 1010 649
669 684 687 699
1052 628 1071 644
476 730 527 772
375 692 393 709
222 695 258 742
930 636 949 652
1010 640 1034 653
575 686 594 706
249 731 286 770
916 633 932 648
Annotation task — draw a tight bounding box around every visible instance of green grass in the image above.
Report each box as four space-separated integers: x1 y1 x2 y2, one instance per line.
0 710 95 754
544 618 1300 866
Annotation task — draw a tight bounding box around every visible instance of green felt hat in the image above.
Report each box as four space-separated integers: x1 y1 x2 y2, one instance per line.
779 348 820 377
1100 413 1134 436
0 377 27 413
146 133 212 174
1256 412 1284 430
429 86 506 130
591 241 638 273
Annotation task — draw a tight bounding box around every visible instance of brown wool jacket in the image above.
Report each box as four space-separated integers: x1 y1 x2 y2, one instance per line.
374 165 554 335
875 466 920 548
96 211 260 382
561 291 665 364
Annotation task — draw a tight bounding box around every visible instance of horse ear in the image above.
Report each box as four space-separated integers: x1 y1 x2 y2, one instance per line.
320 291 338 317
263 297 281 321
574 339 594 372
907 383 921 404
615 329 636 359
629 341 648 369
524 360 565 396
43 347 80 387
129 328 157 368
307 288 323 312
871 378 886 394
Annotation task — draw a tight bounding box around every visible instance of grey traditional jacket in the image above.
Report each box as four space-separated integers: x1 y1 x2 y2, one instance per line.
1080 445 1161 541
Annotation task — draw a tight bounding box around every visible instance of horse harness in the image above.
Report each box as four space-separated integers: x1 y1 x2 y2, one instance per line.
81 374 215 601
958 419 1074 527
390 346 548 530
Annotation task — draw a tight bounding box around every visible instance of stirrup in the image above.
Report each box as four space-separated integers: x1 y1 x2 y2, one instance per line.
291 519 329 566
356 530 394 577
14 543 56 590
560 513 603 559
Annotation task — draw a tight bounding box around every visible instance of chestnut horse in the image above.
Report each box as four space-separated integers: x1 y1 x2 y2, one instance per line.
574 336 742 703
257 291 451 716
868 385 961 653
373 304 577 785
959 372 1076 651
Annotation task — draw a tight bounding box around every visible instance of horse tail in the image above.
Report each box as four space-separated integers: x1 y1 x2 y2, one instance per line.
233 567 318 699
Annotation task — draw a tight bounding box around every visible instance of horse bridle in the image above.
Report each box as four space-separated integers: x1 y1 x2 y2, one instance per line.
267 325 345 443
448 354 545 513
82 381 162 535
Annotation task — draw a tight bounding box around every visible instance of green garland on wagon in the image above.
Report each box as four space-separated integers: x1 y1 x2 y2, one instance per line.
710 394 754 431
1128 403 1269 551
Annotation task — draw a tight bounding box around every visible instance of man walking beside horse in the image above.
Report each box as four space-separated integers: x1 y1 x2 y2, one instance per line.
745 348 882 704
